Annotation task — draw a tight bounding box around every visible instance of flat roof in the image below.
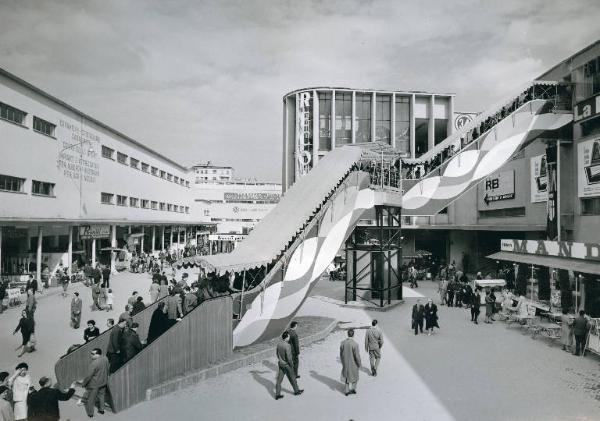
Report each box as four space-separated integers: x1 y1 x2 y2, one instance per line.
0 66 189 172
537 39 600 80
283 86 455 99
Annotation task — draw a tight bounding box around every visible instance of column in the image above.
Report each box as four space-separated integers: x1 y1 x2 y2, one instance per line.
161 226 165 251
36 226 42 284
169 227 173 251
409 94 416 159
183 228 187 245
351 91 356 144
91 238 96 267
312 89 319 166
67 226 73 277
391 93 396 149
428 95 435 153
447 95 455 136
110 225 117 273
0 227 2 277
371 91 376 143
152 226 156 253
331 90 336 150
128 226 132 234
140 226 145 254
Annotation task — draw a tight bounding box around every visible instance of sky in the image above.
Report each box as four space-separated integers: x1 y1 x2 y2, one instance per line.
0 0 599 182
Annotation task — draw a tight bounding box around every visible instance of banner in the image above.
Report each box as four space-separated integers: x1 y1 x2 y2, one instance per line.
530 154 548 203
296 91 313 177
546 145 558 240
577 138 600 197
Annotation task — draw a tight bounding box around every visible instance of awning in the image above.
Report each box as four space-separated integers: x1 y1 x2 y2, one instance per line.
488 251 600 275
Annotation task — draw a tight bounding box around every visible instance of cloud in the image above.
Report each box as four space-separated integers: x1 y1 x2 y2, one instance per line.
0 0 598 181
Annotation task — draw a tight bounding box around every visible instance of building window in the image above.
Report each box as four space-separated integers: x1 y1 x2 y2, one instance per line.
129 197 139 207
101 192 114 205
159 202 166 211
581 198 600 215
151 201 158 210
478 207 526 218
318 92 332 150
395 96 410 155
102 146 114 159
167 203 173 212
141 199 149 209
0 102 27 125
31 180 55 196
117 195 127 206
173 205 178 212
33 116 56 137
375 94 391 144
160 170 166 179
117 152 128 165
335 92 352 145
185 206 190 214
130 158 139 169
415 118 429 157
0 174 25 193
141 162 149 172
167 173 173 182
174 176 179 184
355 93 372 143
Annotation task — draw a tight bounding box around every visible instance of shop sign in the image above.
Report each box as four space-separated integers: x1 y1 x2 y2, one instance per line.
224 192 280 202
209 234 246 241
453 113 475 131
573 93 600 123
482 170 515 205
501 239 600 261
296 91 313 177
530 154 548 203
78 225 110 239
577 138 600 197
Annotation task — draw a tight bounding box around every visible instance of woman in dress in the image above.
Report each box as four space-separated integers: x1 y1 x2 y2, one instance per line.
13 310 34 357
560 308 573 352
8 362 32 421
147 302 170 344
484 289 495 324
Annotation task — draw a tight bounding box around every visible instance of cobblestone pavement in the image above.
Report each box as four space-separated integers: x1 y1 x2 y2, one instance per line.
3 276 600 420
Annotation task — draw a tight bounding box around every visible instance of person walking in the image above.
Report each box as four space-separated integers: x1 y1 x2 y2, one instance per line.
60 269 70 298
484 289 495 324
91 282 102 312
438 279 448 306
70 292 82 329
287 321 300 379
340 329 361 396
26 376 76 421
471 288 481 324
83 320 100 342
274 331 303 400
8 363 31 421
365 320 383 376
560 308 573 352
26 275 38 296
25 289 37 321
412 299 425 335
573 310 590 356
13 311 35 357
79 348 109 418
424 299 439 335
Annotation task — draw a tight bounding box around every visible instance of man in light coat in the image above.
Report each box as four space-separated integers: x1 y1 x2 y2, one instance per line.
340 329 361 396
70 292 82 329
274 331 303 400
79 348 109 418
365 320 383 376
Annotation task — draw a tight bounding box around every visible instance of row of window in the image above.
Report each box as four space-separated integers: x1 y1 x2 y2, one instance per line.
0 174 55 196
101 146 190 187
100 192 189 213
1 101 56 137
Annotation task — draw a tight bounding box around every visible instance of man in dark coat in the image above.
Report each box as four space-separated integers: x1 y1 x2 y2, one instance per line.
573 310 590 356
287 321 300 378
83 320 100 342
101 265 111 289
412 299 425 335
471 288 481 324
120 323 143 363
79 348 109 418
27 376 76 421
26 274 38 295
340 329 361 396
106 319 126 373
274 331 303 400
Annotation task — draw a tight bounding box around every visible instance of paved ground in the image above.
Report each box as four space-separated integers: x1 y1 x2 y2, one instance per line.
2 275 600 420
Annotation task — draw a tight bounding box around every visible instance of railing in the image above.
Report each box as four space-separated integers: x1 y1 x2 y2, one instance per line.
107 295 233 412
54 296 167 390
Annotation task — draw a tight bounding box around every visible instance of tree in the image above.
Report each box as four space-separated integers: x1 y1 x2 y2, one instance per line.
515 263 528 296
537 266 551 301
559 269 572 311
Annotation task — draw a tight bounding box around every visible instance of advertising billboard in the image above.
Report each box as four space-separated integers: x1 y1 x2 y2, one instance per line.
481 170 515 205
530 154 548 203
578 138 600 197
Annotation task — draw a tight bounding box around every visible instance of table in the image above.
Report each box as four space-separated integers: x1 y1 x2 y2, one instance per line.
531 322 561 339
506 314 535 327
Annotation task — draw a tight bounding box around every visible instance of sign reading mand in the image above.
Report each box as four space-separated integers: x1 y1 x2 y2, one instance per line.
482 170 515 205
578 138 600 197
501 238 600 262
79 225 110 240
530 154 548 203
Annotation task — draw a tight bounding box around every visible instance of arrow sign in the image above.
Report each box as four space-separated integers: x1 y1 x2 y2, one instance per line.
483 170 515 205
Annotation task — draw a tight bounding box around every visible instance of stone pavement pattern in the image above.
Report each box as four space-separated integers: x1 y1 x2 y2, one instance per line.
2 275 600 420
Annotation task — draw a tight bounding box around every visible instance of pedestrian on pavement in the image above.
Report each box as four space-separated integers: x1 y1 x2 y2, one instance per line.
101 265 111 289
0 385 14 421
287 321 300 378
26 376 76 421
471 288 481 324
91 282 102 312
484 289 495 324
560 308 573 352
84 320 100 342
25 289 37 321
412 299 425 335
70 292 82 329
107 319 126 373
127 291 139 307
0 279 7 314
274 331 303 400
13 310 35 357
573 310 590 356
340 329 361 396
91 264 102 286
25 275 38 296
438 279 448 305
105 289 114 312
446 281 455 307
8 363 31 421
365 320 383 376
120 322 143 363
60 269 70 298
424 298 439 335
79 348 109 418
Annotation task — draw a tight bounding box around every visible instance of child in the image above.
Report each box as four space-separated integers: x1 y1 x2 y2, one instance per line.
105 289 114 311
